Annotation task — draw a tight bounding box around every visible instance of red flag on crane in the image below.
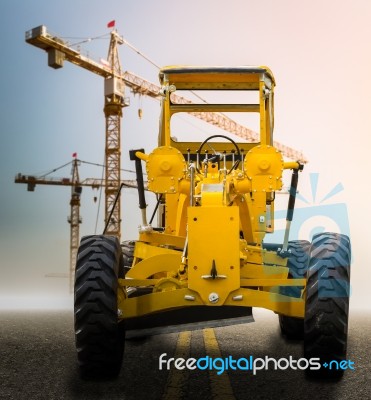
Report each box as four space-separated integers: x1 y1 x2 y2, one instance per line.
107 20 115 28
72 152 77 158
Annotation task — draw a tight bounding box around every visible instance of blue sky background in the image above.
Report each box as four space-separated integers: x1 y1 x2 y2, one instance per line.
0 0 370 309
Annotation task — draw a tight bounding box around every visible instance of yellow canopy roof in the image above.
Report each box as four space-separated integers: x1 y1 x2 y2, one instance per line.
159 66 275 90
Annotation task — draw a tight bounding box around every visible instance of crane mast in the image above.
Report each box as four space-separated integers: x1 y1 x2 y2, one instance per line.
68 159 82 292
104 31 127 237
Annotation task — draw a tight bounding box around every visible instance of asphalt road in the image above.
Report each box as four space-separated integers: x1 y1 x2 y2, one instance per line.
0 309 370 400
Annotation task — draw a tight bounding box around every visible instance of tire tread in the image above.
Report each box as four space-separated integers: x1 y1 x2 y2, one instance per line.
304 232 351 379
74 235 124 379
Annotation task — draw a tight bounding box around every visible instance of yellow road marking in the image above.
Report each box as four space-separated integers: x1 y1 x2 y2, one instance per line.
203 328 236 400
162 329 235 399
162 331 191 400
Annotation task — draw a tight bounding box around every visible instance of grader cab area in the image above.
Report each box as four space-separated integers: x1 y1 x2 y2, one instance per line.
74 66 351 379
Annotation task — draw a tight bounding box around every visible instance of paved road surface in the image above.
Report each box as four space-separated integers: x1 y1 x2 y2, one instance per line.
0 309 370 400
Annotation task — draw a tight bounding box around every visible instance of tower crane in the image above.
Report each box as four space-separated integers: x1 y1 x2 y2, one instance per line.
15 156 137 292
25 24 307 241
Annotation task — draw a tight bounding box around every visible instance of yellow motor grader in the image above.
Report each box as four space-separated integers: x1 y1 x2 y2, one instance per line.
74 66 351 379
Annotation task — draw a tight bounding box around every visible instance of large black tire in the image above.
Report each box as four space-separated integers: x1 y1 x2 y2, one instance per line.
121 240 136 276
278 240 310 340
120 240 152 300
304 232 351 379
74 235 125 379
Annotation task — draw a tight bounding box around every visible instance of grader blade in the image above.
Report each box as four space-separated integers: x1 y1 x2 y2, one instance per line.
124 306 253 338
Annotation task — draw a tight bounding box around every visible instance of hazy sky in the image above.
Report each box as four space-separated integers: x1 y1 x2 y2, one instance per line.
0 0 370 310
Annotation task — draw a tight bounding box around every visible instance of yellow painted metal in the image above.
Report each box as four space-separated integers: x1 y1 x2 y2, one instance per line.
200 184 224 206
118 287 304 320
138 231 186 249
170 104 260 113
283 161 301 170
240 244 264 266
115 65 308 323
159 66 275 90
188 206 240 305
158 66 276 151
225 288 304 318
161 77 172 147
153 277 186 292
265 194 275 233
165 192 182 234
262 250 288 267
126 253 181 279
245 145 284 193
233 178 251 194
145 146 186 194
119 278 306 287
119 278 159 286
240 278 306 287
119 288 201 319
120 275 302 291
259 78 267 146
117 283 127 312
240 264 289 279
170 141 257 158
234 195 255 245
133 241 180 260
174 193 188 236
135 151 149 161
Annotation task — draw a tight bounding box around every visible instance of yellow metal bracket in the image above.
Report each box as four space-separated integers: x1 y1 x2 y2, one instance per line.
118 286 304 321
126 253 181 279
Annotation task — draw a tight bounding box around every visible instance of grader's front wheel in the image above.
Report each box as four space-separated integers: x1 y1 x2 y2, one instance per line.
74 235 125 379
304 232 351 379
279 240 310 340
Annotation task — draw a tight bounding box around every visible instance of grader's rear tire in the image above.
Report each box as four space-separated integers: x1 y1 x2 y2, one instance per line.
121 240 136 276
121 239 152 300
304 232 351 379
279 315 304 340
74 235 125 379
279 240 310 340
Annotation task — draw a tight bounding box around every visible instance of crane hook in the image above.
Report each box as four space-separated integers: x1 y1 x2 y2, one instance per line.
138 94 143 119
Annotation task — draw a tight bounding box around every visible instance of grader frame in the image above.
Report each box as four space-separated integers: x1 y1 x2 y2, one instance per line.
74 66 351 380
118 66 304 327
